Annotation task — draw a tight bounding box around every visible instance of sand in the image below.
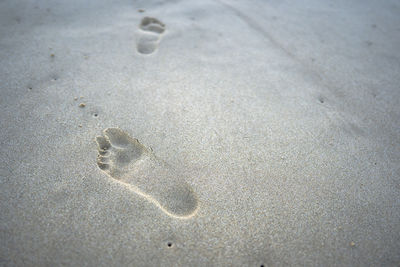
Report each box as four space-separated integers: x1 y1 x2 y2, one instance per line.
0 0 399 266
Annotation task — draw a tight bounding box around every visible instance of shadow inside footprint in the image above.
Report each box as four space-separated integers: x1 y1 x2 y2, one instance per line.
95 128 198 219
136 34 159 55
140 17 165 34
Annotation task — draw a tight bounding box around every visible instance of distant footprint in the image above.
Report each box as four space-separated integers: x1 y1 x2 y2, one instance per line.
136 17 166 54
96 128 198 219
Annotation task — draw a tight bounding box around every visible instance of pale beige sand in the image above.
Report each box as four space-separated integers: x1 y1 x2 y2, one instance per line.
0 0 399 266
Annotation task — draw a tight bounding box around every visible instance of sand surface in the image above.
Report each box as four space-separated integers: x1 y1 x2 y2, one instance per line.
1 0 399 266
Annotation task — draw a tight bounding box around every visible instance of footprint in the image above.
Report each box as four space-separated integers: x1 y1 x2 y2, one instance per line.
136 17 166 55
96 128 198 219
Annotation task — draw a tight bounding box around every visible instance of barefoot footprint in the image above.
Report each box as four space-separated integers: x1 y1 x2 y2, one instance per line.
96 128 198 219
136 17 166 55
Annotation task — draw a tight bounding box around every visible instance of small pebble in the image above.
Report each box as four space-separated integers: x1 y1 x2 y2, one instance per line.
78 125 82 128
74 97 78 101
350 241 355 247
50 54 55 58
79 103 86 108
138 9 145 12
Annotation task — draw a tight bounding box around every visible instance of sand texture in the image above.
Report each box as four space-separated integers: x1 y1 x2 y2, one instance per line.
0 0 399 266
